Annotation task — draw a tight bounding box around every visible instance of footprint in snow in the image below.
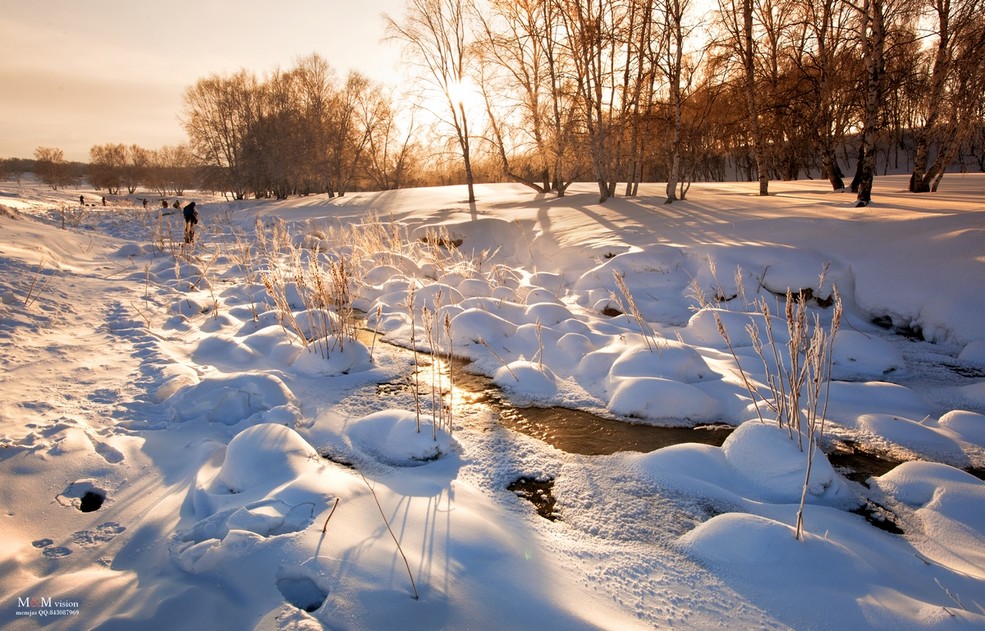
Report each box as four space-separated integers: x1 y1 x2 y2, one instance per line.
32 539 73 559
72 522 127 546
41 547 73 559
91 437 125 464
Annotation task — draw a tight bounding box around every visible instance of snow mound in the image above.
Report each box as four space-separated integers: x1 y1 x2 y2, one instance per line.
874 461 985 578
824 381 932 428
217 423 320 493
168 372 298 425
858 414 970 465
347 409 460 466
681 511 985 629
875 461 984 523
416 217 530 264
493 360 558 399
958 340 985 365
291 337 373 376
692 245 848 301
450 308 517 346
721 421 845 503
681 308 789 349
938 410 985 447
524 301 573 325
682 512 849 567
174 424 358 576
607 340 715 384
608 377 722 424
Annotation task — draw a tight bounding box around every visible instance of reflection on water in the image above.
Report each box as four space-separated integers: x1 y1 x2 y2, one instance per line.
397 346 734 455
501 407 732 456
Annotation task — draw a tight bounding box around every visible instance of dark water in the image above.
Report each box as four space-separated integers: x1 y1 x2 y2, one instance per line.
364 329 939 483
501 406 733 455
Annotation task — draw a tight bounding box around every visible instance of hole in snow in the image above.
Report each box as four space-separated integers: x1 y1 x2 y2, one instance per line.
79 490 105 512
508 476 559 522
850 501 905 534
277 576 327 613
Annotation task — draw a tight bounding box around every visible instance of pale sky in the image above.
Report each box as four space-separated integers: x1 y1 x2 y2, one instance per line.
0 0 407 161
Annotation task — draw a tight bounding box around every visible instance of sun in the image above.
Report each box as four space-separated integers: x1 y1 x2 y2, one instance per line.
445 77 482 110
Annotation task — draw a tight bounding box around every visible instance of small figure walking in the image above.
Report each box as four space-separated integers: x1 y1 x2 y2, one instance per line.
101 196 106 206
182 201 198 244
79 195 85 205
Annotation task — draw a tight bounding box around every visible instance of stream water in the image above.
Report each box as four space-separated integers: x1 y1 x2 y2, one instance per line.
377 337 902 484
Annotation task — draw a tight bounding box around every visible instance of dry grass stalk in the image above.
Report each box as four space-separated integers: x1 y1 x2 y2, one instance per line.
715 268 843 541
23 258 53 308
479 337 518 381
321 497 341 534
613 271 658 351
407 284 422 433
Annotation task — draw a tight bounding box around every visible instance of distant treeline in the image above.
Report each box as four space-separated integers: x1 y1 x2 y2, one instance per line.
2 147 198 197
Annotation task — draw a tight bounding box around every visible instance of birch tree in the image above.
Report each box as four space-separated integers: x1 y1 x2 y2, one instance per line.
718 0 770 195
387 0 478 203
853 0 886 206
909 0 985 192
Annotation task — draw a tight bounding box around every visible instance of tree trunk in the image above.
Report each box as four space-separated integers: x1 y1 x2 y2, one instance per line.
910 130 933 192
820 147 845 190
855 0 885 207
742 0 769 196
664 0 684 204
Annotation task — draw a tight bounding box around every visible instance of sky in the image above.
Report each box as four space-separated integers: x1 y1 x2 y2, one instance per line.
0 0 407 162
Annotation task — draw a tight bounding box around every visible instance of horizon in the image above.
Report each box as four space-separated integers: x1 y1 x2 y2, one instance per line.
0 0 405 162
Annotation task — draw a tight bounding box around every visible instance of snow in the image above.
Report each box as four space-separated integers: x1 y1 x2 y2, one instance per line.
2 175 985 629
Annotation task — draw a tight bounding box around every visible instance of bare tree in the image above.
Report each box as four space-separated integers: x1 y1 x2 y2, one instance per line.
853 0 887 206
121 144 149 195
326 72 373 197
717 0 770 195
33 146 67 190
387 0 478 203
147 144 197 195
89 143 126 194
558 0 623 203
182 70 262 200
621 0 659 197
291 53 336 195
473 0 555 193
792 0 857 190
910 0 985 192
660 0 692 202
361 86 421 190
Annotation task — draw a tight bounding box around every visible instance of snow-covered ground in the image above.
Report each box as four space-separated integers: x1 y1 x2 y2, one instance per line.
1 175 984 630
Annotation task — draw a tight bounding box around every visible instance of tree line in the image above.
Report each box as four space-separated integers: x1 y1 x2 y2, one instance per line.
8 0 983 207
381 0 984 205
182 54 422 200
7 145 199 198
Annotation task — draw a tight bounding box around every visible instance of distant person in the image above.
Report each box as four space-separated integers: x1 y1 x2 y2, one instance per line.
101 196 106 206
79 195 85 205
173 199 180 209
182 201 198 244
141 198 148 208
162 199 169 209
